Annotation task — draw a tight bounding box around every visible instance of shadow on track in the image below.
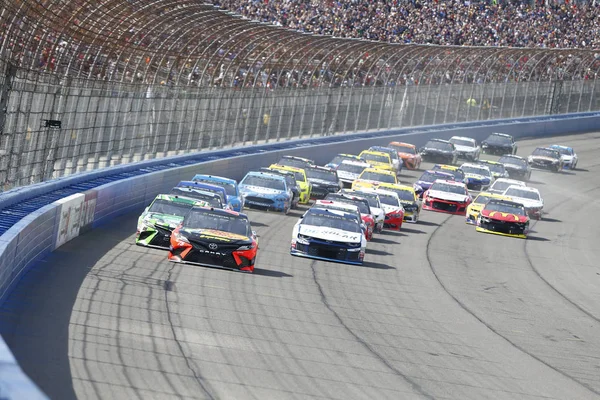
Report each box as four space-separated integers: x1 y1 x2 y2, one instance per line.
415 220 440 227
527 235 551 242
541 217 562 223
371 237 399 245
527 179 546 185
362 261 396 270
574 168 589 172
250 221 269 228
400 227 427 234
252 268 293 278
366 248 393 256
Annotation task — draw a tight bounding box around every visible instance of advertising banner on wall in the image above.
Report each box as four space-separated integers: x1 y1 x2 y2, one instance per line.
54 193 85 249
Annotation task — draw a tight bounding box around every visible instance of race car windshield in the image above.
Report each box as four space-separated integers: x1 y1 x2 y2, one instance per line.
362 153 389 164
485 202 526 216
302 212 361 233
193 179 237 196
430 182 466 195
462 166 491 177
359 171 395 183
377 193 399 206
499 156 527 167
450 138 475 147
148 199 194 217
183 210 250 236
504 188 540 200
486 135 511 145
473 194 494 205
371 148 397 159
169 188 223 208
532 148 559 158
271 169 305 183
242 175 285 191
392 190 415 202
490 181 515 192
419 171 448 183
438 168 465 181
424 141 452 151
306 168 337 182
552 147 572 155
337 163 367 174
278 158 311 169
325 195 370 214
390 144 415 154
481 163 505 175
354 192 381 208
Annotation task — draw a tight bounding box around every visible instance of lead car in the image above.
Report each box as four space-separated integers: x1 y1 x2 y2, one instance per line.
169 206 258 273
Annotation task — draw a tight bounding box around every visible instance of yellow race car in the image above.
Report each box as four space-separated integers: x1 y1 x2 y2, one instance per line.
376 182 422 223
268 164 311 204
358 150 394 173
465 191 512 225
351 167 397 190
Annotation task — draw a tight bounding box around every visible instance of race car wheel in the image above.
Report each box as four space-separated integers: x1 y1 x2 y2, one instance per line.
283 204 290 215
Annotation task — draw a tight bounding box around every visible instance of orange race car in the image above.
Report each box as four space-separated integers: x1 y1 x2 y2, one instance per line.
388 142 422 170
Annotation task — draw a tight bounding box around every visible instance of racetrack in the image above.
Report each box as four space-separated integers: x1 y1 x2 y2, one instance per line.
2 132 600 399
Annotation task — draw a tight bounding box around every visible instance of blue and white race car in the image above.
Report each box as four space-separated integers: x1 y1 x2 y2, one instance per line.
291 207 366 265
239 171 292 214
549 145 578 169
192 174 244 212
460 163 494 191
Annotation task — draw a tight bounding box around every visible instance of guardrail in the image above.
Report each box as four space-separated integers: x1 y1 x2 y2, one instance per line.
1 112 600 399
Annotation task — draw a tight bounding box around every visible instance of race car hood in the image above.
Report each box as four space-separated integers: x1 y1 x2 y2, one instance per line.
480 209 529 223
530 155 559 163
454 144 478 153
398 152 416 159
308 178 338 187
427 190 470 203
370 207 385 222
381 204 403 215
240 185 286 196
142 213 184 229
299 224 362 244
183 228 251 244
337 170 360 181
467 203 485 213
422 147 452 154
503 163 527 170
464 173 490 182
560 155 574 162
508 197 543 209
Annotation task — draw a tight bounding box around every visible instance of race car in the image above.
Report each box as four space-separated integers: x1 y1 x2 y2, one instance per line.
388 142 422 170
191 174 244 212
290 207 366 265
502 185 543 220
269 164 311 204
465 192 512 225
497 155 532 181
324 154 366 169
336 160 370 188
170 187 225 209
239 171 293 213
419 139 458 165
259 168 300 209
136 194 208 249
370 189 405 231
377 183 422 223
481 132 517 155
422 179 472 215
413 169 455 198
277 155 315 170
449 136 481 161
313 200 367 236
549 145 578 169
324 193 375 241
352 167 397 190
477 160 510 179
460 163 494 191
342 189 386 233
528 147 564 172
168 206 258 272
305 165 342 200
368 146 403 174
488 178 526 195
358 150 395 173
476 199 530 239
176 181 228 207
432 164 466 183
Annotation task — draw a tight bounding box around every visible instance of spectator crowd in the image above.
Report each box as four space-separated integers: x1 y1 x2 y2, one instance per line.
211 0 600 49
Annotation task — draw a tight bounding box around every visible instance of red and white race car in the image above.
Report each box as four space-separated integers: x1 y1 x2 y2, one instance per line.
422 179 472 215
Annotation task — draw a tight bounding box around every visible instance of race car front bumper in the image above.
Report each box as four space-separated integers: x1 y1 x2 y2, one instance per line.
384 213 404 231
476 217 528 238
423 197 468 215
290 237 364 265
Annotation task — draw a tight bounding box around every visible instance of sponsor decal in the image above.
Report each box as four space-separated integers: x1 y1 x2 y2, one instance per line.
488 211 520 221
208 243 218 250
55 193 85 249
79 191 97 233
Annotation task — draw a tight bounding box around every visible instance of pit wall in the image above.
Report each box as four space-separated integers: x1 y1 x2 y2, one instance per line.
1 112 599 399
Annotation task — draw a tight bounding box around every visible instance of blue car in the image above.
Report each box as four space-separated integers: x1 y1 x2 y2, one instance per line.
192 174 244 212
239 171 292 214
413 170 454 198
175 181 228 209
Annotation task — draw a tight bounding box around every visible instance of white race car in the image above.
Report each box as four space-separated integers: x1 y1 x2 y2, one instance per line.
336 160 371 188
460 162 494 191
488 178 526 195
449 136 481 161
549 145 578 170
290 207 366 265
502 185 543 220
343 189 385 233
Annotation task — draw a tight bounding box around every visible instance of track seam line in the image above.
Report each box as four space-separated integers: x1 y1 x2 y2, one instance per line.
425 213 600 396
164 263 215 400
309 260 436 400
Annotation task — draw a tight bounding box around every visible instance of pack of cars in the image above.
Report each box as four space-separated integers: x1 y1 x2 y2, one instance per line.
134 134 576 273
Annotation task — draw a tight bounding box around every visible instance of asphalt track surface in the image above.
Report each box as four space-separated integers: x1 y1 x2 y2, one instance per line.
2 132 600 400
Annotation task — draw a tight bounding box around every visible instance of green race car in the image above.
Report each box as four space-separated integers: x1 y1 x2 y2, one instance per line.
136 194 209 249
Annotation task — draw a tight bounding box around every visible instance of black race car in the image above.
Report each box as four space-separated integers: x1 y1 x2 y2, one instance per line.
276 155 314 170
419 139 458 165
498 155 532 181
305 165 342 200
481 133 517 155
